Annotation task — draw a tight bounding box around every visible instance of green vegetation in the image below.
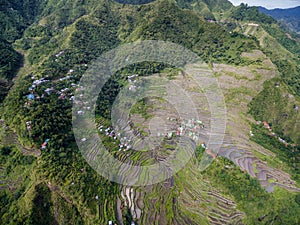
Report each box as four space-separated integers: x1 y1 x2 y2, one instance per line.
238 5 300 149
176 0 233 20
0 0 43 42
1 0 300 224
231 4 300 97
262 23 300 56
0 39 22 102
0 145 36 224
250 123 300 183
231 4 275 24
249 79 300 145
0 39 22 80
127 0 258 65
130 98 153 119
29 183 56 225
259 6 300 34
260 23 300 98
198 151 300 224
0 0 45 102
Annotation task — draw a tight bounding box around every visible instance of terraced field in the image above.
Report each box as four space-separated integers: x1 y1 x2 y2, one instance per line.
0 120 41 157
117 162 245 225
119 53 299 190
89 52 300 223
91 65 244 224
2 49 299 224
213 52 300 192
0 120 38 193
243 23 259 36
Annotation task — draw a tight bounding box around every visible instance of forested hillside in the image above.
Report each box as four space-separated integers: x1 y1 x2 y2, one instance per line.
0 0 300 224
0 0 44 102
259 6 300 34
222 4 300 145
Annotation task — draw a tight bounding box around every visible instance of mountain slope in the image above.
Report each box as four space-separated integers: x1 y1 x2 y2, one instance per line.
258 6 300 34
0 0 300 224
0 0 45 102
175 0 233 19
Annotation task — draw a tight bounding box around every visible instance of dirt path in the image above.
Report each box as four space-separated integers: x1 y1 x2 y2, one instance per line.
243 25 252 36
259 31 267 48
243 24 258 36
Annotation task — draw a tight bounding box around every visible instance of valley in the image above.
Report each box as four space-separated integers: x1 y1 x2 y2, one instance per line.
0 0 300 224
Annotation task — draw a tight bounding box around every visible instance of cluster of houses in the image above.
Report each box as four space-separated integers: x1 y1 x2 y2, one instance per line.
25 49 90 106
177 118 204 142
155 117 205 142
128 74 139 91
25 50 92 149
25 76 50 103
98 125 132 151
25 73 80 106
157 131 173 139
250 130 254 137
119 135 133 151
156 117 218 158
72 87 93 116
